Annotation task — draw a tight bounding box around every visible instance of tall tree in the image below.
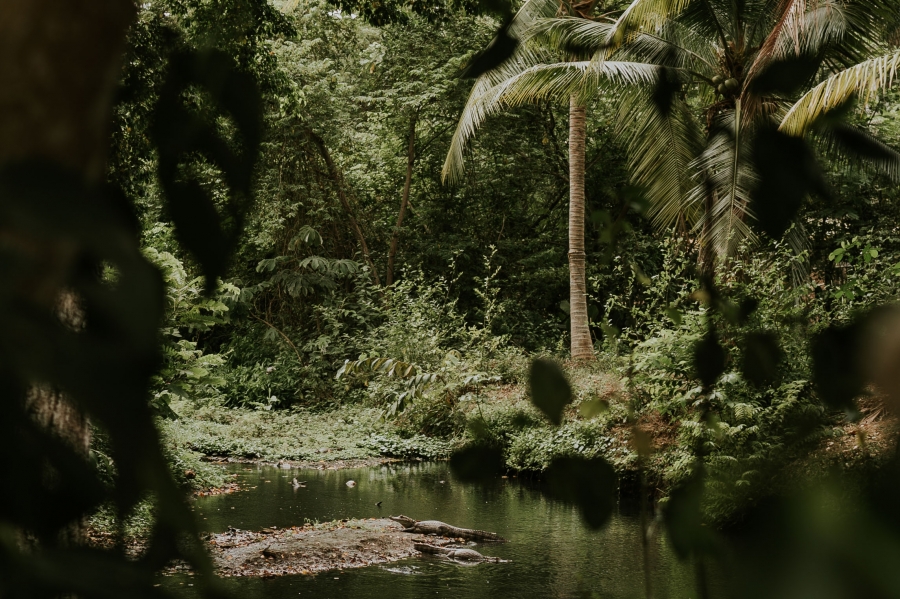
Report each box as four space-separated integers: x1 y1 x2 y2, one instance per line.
443 0 658 360
445 0 900 279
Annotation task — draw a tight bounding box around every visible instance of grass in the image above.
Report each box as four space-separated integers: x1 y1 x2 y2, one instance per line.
159 399 457 469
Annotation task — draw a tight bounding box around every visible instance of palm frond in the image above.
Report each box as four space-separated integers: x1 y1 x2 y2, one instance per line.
816 124 900 181
511 0 565 37
526 16 615 55
615 20 717 74
442 60 661 184
605 0 695 51
780 49 900 136
687 108 758 257
746 0 811 82
616 89 704 230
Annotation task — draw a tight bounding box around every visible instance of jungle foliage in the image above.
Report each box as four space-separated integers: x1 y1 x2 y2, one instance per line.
3 0 900 597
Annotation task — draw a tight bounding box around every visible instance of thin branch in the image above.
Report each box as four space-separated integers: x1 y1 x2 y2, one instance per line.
304 126 382 287
250 312 304 364
387 112 418 287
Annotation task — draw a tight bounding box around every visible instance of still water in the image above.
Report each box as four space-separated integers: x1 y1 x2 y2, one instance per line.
175 462 704 599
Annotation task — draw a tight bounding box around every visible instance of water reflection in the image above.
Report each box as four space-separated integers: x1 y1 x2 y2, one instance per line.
177 462 700 598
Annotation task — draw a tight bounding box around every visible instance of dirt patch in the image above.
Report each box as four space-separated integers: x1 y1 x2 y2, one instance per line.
194 481 241 497
636 410 680 451
812 394 899 466
207 518 439 577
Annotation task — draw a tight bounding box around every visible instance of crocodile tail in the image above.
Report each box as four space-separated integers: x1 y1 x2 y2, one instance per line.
474 530 507 542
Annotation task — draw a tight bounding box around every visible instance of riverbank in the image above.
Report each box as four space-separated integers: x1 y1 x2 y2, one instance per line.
158 363 899 507
113 357 895 548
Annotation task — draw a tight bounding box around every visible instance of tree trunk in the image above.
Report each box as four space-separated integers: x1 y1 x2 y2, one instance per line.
568 96 593 360
305 127 382 287
386 113 417 287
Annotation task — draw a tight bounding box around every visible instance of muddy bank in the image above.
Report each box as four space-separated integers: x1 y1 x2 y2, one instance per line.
190 457 404 497
208 518 435 577
201 455 404 471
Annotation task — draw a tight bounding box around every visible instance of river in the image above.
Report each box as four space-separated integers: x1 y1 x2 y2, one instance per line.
169 461 707 598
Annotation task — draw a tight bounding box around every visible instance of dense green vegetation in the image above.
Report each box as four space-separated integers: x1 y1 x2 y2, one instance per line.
122 0 900 497
4 0 900 596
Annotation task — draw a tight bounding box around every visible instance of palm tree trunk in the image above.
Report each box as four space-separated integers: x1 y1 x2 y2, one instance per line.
568 95 593 360
387 112 417 287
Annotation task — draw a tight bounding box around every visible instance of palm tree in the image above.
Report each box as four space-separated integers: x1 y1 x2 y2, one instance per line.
443 0 661 360
600 0 899 259
445 0 900 312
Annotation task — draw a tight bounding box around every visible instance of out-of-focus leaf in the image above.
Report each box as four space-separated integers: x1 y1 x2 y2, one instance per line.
823 123 900 179
545 456 616 529
651 65 682 118
666 306 683 326
529 358 572 425
152 49 262 292
862 307 900 413
694 332 726 388
750 126 830 239
750 54 821 96
460 18 518 79
579 398 609 418
811 321 864 411
663 468 717 559
0 159 218 592
450 444 504 482
742 331 782 387
739 297 759 324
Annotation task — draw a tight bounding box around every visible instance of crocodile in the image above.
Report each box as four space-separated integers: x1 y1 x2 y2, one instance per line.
413 543 502 562
390 515 506 542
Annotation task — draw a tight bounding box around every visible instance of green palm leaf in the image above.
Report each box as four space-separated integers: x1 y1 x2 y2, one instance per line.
526 17 615 54
687 107 758 257
616 90 703 230
606 0 695 50
442 59 660 184
780 49 900 136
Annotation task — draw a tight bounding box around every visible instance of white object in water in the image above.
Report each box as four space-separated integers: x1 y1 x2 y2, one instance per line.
346 480 357 487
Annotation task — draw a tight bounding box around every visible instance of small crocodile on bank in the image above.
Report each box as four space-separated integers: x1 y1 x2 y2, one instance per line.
390 515 507 542
414 542 504 563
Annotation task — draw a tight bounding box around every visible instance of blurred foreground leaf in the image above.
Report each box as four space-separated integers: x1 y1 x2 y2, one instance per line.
812 322 864 411
529 358 572 425
450 444 504 482
545 456 616 529
663 469 718 559
694 332 726 388
742 331 782 387
152 49 262 292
